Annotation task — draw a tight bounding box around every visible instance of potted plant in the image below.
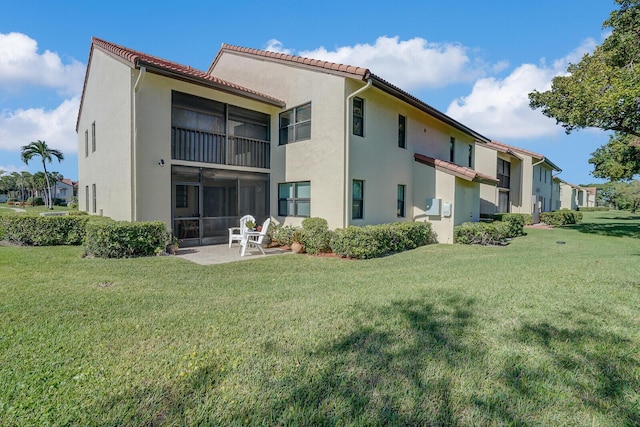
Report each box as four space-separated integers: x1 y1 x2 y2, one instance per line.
245 220 256 230
290 229 304 254
167 235 179 255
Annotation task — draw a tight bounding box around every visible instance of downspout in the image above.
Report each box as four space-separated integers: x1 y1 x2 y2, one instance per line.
343 77 373 228
132 66 146 221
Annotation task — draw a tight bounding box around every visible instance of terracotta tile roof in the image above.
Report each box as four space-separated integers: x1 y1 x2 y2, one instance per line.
76 38 285 131
414 153 498 185
209 44 370 79
488 140 561 171
210 44 490 143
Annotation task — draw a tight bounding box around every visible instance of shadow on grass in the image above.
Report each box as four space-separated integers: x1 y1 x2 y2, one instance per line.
566 221 640 238
509 321 639 425
89 296 639 425
242 294 481 425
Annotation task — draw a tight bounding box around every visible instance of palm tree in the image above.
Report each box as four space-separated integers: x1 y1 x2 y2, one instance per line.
20 140 64 209
49 171 64 206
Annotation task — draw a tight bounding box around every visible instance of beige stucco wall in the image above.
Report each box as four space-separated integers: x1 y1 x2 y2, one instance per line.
77 49 133 220
212 51 484 241
212 52 349 229
133 73 280 229
474 144 498 215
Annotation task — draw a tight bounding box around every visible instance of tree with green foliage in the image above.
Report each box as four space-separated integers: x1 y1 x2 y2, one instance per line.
20 140 64 209
529 1 640 180
589 133 640 180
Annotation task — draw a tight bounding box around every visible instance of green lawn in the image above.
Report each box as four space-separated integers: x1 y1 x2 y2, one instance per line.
1 211 639 425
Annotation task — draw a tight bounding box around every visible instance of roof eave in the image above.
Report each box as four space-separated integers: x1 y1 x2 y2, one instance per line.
138 60 285 107
371 75 491 143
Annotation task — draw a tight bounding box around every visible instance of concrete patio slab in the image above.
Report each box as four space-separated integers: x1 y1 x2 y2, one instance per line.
174 244 290 265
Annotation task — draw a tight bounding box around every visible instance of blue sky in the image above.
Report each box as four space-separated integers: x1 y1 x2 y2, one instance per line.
0 0 617 185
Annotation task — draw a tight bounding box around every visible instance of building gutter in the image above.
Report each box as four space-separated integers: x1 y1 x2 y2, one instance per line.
343 77 373 228
131 65 146 221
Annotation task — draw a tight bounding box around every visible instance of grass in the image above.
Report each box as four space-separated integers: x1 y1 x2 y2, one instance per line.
0 203 75 214
1 211 639 425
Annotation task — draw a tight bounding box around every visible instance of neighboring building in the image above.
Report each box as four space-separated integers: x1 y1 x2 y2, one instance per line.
76 38 516 245
555 178 597 210
54 178 77 205
584 187 597 207
474 140 561 221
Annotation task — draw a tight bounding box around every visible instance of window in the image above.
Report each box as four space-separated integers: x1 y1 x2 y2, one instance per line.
397 185 406 217
175 184 188 208
85 185 89 211
352 97 364 137
449 137 455 162
352 180 364 219
84 130 88 158
468 144 473 167
91 184 96 213
497 159 511 189
278 182 310 217
398 115 406 148
91 122 96 152
279 102 311 144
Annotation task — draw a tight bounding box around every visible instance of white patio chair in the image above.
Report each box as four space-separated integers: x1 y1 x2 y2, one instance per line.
240 218 271 256
228 215 255 248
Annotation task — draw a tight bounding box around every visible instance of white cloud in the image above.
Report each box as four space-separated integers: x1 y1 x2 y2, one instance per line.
273 36 493 90
0 97 80 153
0 32 85 96
264 39 292 55
445 38 598 140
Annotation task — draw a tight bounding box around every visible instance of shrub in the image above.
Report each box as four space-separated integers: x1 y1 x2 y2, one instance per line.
579 207 609 212
84 221 169 258
53 198 67 206
493 212 532 226
330 222 437 259
0 214 90 245
491 213 525 237
271 224 299 246
299 217 332 254
540 210 583 226
454 221 511 245
67 202 78 209
27 197 44 206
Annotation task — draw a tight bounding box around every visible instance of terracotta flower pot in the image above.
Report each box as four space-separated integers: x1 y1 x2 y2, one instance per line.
291 242 303 254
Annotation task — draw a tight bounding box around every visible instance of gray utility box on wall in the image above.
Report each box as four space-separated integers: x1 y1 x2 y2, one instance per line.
425 198 441 216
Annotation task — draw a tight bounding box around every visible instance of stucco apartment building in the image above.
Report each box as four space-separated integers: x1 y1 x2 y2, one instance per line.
474 140 561 221
77 37 509 245
555 177 597 210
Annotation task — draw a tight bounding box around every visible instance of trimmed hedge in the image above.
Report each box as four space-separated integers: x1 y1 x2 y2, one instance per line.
491 213 526 237
0 214 89 246
492 212 532 226
454 221 511 245
540 210 583 226
300 217 332 254
330 221 437 259
578 207 609 212
84 221 169 258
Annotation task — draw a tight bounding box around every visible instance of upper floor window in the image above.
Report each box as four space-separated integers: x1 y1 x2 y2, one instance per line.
449 137 455 163
278 181 310 217
91 122 96 152
398 115 406 148
468 144 473 168
352 97 364 137
279 102 311 144
84 130 88 158
397 184 406 217
352 179 364 219
497 158 511 189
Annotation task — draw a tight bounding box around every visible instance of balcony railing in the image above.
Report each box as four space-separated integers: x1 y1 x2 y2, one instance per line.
171 127 270 169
